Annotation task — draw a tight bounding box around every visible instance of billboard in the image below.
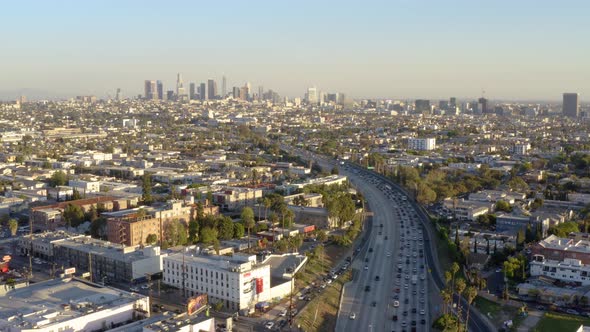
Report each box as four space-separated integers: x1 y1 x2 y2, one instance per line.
64 267 76 275
256 278 264 294
187 294 208 315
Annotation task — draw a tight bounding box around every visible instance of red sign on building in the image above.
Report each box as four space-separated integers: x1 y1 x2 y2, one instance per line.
256 278 264 294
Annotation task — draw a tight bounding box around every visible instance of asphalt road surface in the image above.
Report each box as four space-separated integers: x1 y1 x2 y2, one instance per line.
335 165 431 332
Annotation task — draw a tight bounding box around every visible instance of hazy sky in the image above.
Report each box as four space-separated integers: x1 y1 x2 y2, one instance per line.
1 0 589 100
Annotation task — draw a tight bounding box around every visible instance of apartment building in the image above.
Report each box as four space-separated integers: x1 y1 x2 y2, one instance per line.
212 187 263 211
408 137 436 151
163 249 271 311
530 255 590 286
532 235 590 265
30 195 137 230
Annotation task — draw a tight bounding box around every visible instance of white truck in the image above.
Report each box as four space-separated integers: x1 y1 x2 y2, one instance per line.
411 275 418 285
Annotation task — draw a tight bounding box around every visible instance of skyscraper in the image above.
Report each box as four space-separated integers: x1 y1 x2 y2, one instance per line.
200 83 207 100
478 97 489 114
233 87 240 99
221 76 227 98
258 86 264 101
207 79 217 100
563 93 579 118
189 83 196 100
115 88 121 101
144 80 157 100
415 99 430 112
156 80 163 100
449 97 457 109
176 73 186 98
306 87 318 105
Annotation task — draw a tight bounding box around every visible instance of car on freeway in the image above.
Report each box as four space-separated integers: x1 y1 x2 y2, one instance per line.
393 301 399 307
264 321 274 329
349 312 356 320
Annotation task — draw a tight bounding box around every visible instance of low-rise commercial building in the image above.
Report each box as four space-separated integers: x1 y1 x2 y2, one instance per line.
0 277 150 332
53 236 164 283
212 187 263 211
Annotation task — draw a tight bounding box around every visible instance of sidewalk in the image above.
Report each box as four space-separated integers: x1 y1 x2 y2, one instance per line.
517 310 543 332
478 291 522 308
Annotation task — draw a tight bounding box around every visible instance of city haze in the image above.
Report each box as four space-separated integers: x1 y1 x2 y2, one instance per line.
1 0 589 100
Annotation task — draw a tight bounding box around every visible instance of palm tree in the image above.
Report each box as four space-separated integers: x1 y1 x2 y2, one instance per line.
441 288 453 315
465 286 478 330
263 197 271 221
455 279 467 330
241 207 255 251
8 218 18 237
450 263 460 307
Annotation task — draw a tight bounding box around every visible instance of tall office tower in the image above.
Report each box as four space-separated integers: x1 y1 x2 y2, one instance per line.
156 80 163 100
306 87 318 105
415 99 430 112
336 93 345 105
439 100 449 110
233 87 240 99
115 88 121 101
239 86 249 100
478 97 489 114
449 97 457 108
189 83 196 100
207 79 217 99
258 86 264 101
144 80 157 99
200 83 207 100
563 93 579 118
166 90 174 101
176 73 186 97
319 91 326 104
221 76 227 98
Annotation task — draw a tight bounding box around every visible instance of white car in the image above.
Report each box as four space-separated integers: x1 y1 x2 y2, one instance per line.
420 309 425 315
141 284 150 290
129 287 139 292
364 265 369 270
393 300 400 308
280 309 287 317
349 312 356 320
264 321 274 329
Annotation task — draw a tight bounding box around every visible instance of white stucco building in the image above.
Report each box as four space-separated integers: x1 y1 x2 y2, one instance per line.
530 255 590 286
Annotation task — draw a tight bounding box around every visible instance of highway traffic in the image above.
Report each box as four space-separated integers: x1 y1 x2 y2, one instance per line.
336 164 431 332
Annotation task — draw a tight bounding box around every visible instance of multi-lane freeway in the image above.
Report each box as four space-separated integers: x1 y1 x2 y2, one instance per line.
287 145 494 332
336 164 431 332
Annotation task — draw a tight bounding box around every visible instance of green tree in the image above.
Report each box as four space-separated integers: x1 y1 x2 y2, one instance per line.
316 230 328 242
233 222 245 239
8 218 18 236
241 207 255 251
218 217 235 240
548 221 580 237
90 217 107 239
508 176 529 192
146 233 158 244
70 188 82 200
200 226 218 244
141 174 153 205
495 200 512 212
188 220 199 243
49 171 68 187
63 203 85 228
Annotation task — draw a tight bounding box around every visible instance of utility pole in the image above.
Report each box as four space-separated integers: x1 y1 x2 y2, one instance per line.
29 216 33 279
289 275 294 328
88 252 93 282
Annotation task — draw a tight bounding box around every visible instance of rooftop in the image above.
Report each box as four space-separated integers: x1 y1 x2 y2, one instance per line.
54 236 161 262
0 278 147 330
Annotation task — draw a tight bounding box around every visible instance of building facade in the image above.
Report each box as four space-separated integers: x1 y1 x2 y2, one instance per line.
408 137 436 151
163 250 271 311
530 255 590 286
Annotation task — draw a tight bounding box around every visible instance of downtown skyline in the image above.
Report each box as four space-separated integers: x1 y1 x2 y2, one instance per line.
1 0 589 101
